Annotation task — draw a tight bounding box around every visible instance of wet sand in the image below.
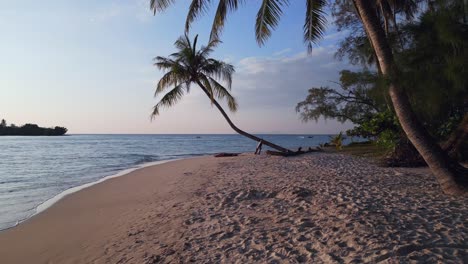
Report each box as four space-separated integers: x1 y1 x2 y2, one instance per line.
0 153 466 263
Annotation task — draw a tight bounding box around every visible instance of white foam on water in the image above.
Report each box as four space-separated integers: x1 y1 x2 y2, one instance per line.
3 158 182 230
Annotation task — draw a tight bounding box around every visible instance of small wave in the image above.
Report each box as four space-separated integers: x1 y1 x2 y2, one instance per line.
133 155 159 165
0 178 31 185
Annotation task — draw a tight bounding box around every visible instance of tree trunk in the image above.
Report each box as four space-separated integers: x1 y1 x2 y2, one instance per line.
353 0 467 195
442 113 468 161
196 81 291 153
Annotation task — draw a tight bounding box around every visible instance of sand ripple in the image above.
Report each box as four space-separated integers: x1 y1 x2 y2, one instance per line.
109 154 467 263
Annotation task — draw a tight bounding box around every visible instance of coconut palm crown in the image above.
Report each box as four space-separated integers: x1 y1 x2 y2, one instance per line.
152 34 237 117
152 34 290 153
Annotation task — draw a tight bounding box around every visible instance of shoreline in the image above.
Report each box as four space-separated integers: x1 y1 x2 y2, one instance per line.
33 158 182 218
0 155 220 263
0 157 186 232
0 153 466 263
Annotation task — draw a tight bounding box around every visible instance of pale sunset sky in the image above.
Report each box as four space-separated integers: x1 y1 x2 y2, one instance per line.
0 0 357 134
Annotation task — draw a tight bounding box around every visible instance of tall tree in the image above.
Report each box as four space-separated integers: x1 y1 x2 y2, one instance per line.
150 0 467 195
352 0 467 195
152 34 290 153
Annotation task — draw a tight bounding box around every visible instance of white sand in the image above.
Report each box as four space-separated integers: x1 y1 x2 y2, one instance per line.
0 153 466 263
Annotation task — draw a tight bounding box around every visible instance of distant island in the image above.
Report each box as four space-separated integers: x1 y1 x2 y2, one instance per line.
0 119 68 136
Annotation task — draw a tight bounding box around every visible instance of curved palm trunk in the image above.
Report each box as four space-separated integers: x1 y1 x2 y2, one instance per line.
196 81 291 153
353 0 467 195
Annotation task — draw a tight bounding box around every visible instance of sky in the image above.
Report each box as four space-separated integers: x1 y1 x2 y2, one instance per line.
0 0 357 134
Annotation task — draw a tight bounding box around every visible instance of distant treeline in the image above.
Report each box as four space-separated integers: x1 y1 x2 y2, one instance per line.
0 119 68 136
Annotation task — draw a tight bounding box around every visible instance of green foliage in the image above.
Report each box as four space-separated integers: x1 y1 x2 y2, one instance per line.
152 1 466 152
0 122 68 136
346 110 400 149
296 70 385 124
375 130 399 150
436 111 465 139
396 2 468 138
332 1 468 146
329 132 344 150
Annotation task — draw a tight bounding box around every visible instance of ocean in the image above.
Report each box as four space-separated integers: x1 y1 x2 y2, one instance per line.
0 134 355 230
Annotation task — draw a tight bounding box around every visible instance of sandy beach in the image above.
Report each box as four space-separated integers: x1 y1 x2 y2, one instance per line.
0 153 466 263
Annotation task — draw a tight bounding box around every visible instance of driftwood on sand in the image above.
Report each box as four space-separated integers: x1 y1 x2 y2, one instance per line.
214 153 239 158
215 147 322 158
267 147 323 157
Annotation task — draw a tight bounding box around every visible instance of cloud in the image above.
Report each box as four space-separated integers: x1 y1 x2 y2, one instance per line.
89 0 153 23
231 45 357 111
273 48 292 56
89 4 122 23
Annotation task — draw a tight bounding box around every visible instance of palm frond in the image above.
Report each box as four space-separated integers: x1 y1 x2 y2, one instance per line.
199 75 215 104
174 35 192 51
186 0 212 32
202 59 234 89
155 71 183 96
255 0 288 46
208 77 238 112
153 56 178 70
152 34 238 118
198 38 222 58
304 0 327 53
184 81 192 92
150 0 176 14
209 0 243 42
192 34 199 55
152 84 185 117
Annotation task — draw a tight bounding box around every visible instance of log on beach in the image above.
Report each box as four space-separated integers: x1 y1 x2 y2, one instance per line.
214 153 239 158
266 147 322 157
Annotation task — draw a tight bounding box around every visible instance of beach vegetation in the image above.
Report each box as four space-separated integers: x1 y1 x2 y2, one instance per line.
329 132 344 150
149 0 467 195
0 120 68 136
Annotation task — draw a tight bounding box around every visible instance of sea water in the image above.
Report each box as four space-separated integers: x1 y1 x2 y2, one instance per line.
0 134 355 230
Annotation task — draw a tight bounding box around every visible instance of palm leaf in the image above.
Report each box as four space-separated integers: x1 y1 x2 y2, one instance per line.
256 0 289 46
304 0 327 53
155 71 183 96
198 38 222 58
153 56 178 70
203 60 234 89
192 34 199 55
152 34 237 118
152 84 185 117
199 75 215 103
209 0 243 41
150 0 176 14
174 35 192 51
208 77 238 112
186 0 211 32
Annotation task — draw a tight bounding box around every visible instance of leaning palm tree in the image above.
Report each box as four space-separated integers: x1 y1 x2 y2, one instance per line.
150 0 467 195
152 34 290 153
